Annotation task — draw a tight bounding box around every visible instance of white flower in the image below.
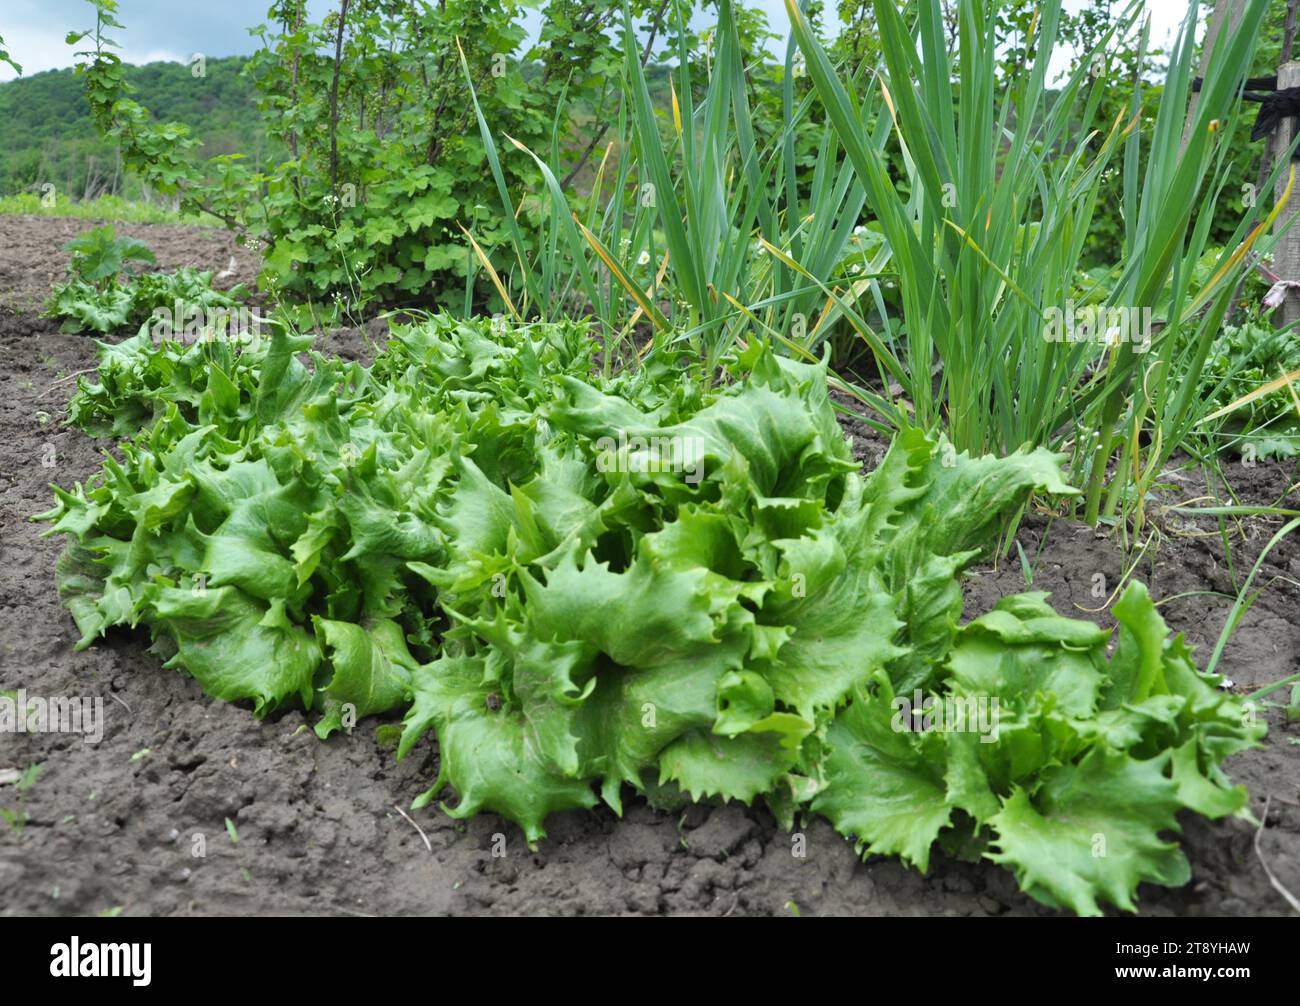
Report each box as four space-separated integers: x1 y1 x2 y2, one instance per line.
637 250 650 267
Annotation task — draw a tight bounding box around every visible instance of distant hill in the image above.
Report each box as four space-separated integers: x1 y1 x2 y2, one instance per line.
0 56 273 200
0 54 692 207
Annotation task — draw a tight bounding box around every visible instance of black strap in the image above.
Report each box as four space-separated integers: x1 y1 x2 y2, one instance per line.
1190 74 1300 146
1191 75 1279 93
1249 87 1300 141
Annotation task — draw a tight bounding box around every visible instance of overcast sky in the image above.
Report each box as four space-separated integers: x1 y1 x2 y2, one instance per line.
0 0 1193 84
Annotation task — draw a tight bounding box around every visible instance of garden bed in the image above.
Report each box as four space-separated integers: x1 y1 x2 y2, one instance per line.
1 216 1297 916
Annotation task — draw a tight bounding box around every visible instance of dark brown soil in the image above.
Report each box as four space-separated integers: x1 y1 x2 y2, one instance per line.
2 215 1297 917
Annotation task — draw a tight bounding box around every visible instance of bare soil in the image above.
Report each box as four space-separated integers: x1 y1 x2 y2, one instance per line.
1 214 1297 916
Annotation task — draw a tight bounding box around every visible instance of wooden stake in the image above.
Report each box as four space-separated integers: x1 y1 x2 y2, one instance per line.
1274 60 1300 328
1182 0 1249 154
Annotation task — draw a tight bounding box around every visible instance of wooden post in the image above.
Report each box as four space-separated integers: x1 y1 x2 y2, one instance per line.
1182 0 1248 154
1274 61 1300 328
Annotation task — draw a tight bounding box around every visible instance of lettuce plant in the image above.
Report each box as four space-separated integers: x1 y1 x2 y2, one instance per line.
45 225 246 335
37 317 1262 914
1201 321 1300 459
